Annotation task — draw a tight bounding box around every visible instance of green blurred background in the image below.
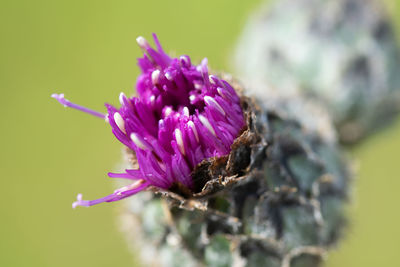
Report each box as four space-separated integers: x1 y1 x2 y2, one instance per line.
1 0 399 266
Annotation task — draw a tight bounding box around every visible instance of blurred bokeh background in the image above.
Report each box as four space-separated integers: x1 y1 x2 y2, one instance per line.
1 0 399 266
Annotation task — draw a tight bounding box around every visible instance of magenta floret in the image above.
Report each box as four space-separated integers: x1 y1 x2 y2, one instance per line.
53 34 245 208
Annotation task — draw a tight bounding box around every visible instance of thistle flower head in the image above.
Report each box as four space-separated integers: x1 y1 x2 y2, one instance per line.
53 34 245 208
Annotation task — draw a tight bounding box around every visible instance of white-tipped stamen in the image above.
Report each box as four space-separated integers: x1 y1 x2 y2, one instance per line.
150 95 155 104
165 72 173 81
119 92 127 106
51 93 106 119
136 36 148 49
175 128 185 155
183 107 189 117
204 96 225 115
209 75 217 84
189 95 196 102
194 83 202 90
217 87 228 98
119 92 132 108
199 115 216 136
114 112 126 134
217 87 224 97
164 107 173 117
130 133 148 150
180 56 189 65
72 194 83 209
188 121 199 142
151 69 160 84
52 93 67 107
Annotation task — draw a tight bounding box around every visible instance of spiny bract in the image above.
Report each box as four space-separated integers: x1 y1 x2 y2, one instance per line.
121 94 351 267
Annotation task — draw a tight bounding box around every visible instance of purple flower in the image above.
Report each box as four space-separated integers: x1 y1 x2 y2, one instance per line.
52 34 245 208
